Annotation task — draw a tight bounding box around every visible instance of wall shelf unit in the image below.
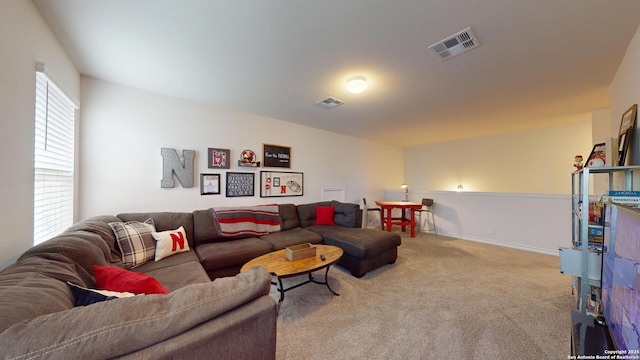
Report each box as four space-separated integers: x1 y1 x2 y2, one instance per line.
562 166 640 315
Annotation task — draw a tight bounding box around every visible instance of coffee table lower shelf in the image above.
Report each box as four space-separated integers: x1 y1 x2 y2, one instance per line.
241 244 343 311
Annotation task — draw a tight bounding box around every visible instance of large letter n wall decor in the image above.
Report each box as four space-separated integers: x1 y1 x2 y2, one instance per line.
161 148 195 188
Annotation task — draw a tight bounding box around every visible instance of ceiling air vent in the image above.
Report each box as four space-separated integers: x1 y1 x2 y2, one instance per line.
315 96 344 109
428 27 480 61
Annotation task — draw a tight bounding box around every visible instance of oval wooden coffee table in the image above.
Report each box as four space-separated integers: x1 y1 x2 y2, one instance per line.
241 244 343 310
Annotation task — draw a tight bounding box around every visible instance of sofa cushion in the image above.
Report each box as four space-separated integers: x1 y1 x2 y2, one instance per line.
195 238 273 272
110 219 157 269
315 206 335 225
331 201 360 227
61 215 123 265
18 231 117 287
0 267 273 360
259 227 324 250
117 212 196 248
278 204 300 230
192 209 220 244
297 201 331 227
94 266 169 295
134 251 210 291
152 226 191 261
0 255 80 333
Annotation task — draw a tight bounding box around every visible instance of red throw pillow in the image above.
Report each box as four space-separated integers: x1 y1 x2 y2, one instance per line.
315 206 335 225
93 266 169 295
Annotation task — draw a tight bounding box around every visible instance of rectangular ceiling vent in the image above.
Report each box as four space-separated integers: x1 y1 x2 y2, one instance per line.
315 96 344 109
428 27 480 61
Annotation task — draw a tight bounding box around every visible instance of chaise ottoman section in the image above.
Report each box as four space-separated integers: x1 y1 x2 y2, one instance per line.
307 226 401 278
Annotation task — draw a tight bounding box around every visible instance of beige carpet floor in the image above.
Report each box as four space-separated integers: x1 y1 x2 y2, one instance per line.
271 232 574 360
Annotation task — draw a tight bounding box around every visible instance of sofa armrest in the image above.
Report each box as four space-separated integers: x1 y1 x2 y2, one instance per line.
0 267 274 360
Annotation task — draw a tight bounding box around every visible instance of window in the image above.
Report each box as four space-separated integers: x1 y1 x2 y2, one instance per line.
33 69 76 245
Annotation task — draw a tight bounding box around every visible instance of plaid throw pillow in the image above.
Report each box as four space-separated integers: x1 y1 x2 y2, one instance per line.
109 219 156 269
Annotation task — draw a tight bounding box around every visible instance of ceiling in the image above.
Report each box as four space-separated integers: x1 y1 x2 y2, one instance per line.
33 0 640 147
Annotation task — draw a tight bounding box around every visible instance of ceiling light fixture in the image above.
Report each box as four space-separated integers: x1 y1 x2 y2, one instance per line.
346 75 368 94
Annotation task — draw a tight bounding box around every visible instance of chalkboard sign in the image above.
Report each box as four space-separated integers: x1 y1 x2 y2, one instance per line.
226 172 254 197
263 144 291 168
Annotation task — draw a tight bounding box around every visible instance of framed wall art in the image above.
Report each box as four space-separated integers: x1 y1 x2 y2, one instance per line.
260 171 303 197
208 148 231 169
617 104 637 166
586 142 606 168
200 173 220 195
262 144 291 168
226 172 255 197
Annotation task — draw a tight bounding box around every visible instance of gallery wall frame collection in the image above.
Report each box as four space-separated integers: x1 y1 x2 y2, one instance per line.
168 144 302 198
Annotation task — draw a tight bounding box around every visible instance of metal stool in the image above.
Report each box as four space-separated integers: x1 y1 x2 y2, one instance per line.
362 198 381 229
416 199 436 235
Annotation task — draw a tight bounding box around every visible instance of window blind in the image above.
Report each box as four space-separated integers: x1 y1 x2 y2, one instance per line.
33 71 76 245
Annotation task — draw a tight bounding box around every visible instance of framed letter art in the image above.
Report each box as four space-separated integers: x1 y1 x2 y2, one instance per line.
208 148 231 169
226 172 255 197
262 144 291 168
260 171 303 197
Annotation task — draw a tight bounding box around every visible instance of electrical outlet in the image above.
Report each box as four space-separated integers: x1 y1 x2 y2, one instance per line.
488 227 495 236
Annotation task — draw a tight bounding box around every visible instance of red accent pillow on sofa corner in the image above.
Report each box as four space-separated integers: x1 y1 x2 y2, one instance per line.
93 266 169 295
315 206 335 225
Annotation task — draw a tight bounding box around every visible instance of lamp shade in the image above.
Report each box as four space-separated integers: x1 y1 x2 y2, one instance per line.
346 76 368 94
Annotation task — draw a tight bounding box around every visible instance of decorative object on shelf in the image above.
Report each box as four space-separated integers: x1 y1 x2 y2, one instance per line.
617 104 637 166
573 155 584 171
260 171 303 197
238 149 260 167
200 174 220 195
401 183 408 201
226 172 255 197
457 184 464 192
208 148 230 169
160 148 195 188
586 143 606 167
262 143 291 168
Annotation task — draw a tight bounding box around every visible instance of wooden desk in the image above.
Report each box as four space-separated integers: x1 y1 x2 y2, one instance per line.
375 201 423 237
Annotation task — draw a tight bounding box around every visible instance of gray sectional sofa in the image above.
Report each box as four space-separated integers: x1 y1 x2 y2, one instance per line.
0 200 400 359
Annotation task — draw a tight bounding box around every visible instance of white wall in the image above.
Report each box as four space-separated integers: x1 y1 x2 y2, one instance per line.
403 119 592 194
79 77 404 218
0 1 79 270
385 190 570 255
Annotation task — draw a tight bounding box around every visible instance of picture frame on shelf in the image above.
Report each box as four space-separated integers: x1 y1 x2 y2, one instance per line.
226 172 255 197
617 104 637 166
260 171 303 197
208 148 231 169
262 144 291 168
200 173 220 195
586 142 606 168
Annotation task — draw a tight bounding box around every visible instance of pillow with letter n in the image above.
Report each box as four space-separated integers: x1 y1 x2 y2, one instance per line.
109 218 156 269
152 226 191 261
